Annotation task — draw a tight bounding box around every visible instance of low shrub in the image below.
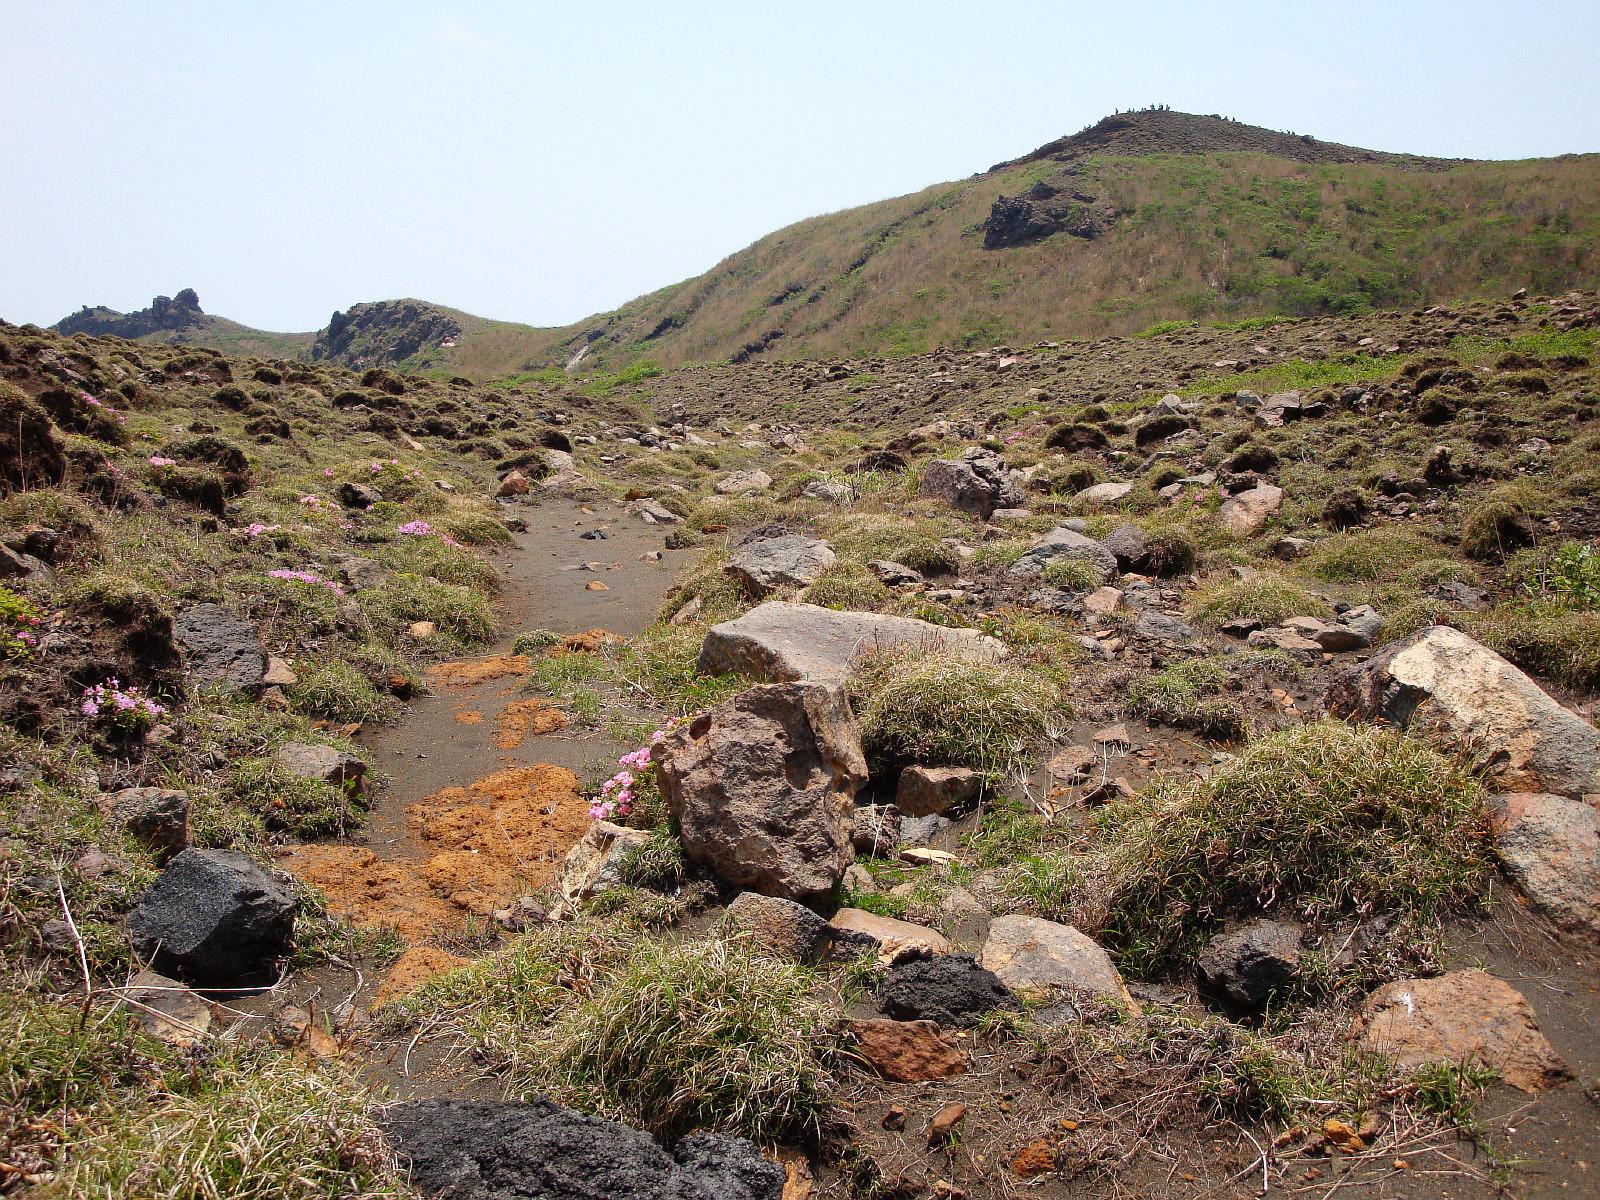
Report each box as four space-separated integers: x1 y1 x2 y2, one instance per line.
1098 720 1492 975
1126 657 1247 741
1187 573 1320 628
288 660 395 724
799 560 893 611
888 537 961 576
850 648 1062 777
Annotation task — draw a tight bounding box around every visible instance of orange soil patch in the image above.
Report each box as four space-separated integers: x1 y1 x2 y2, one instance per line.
406 764 591 915
283 845 463 943
453 709 483 724
374 946 471 1006
426 654 530 687
493 698 568 750
561 627 620 653
284 763 589 944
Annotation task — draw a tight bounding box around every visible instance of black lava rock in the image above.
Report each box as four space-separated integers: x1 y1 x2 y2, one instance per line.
1195 918 1304 1012
877 953 1018 1028
172 603 265 696
383 1099 783 1200
129 848 295 985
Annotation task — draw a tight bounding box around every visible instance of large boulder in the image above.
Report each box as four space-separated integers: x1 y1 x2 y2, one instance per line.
383 1098 783 1200
724 535 835 595
714 469 773 497
697 602 1005 686
1349 969 1570 1093
171 603 265 695
1327 625 1600 799
129 848 296 984
655 683 866 901
1493 792 1600 938
980 915 1136 1010
1009 526 1118 581
1217 483 1284 535
918 447 1023 518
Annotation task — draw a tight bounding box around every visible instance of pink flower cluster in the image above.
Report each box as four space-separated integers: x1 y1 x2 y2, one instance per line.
396 520 434 536
369 458 400 474
82 391 127 424
588 726 675 821
268 568 344 594
81 678 165 728
245 522 281 537
298 494 329 510
148 455 177 468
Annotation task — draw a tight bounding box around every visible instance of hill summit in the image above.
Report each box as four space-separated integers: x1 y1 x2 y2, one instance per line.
54 288 208 339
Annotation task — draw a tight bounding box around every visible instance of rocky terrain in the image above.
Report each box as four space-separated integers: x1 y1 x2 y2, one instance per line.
2 286 1598 1200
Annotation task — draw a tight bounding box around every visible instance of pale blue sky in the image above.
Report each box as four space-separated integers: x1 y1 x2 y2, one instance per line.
4 1 1597 332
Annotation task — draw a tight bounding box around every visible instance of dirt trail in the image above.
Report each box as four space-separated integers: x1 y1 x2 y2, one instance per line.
281 496 689 961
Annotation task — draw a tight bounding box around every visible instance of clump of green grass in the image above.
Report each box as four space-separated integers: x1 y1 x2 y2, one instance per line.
362 574 494 644
799 560 893 611
1126 657 1247 741
1098 720 1493 976
395 929 833 1142
615 829 687 888
1306 527 1444 586
1459 482 1546 560
288 660 394 725
1473 606 1600 689
224 754 364 837
616 623 745 715
1040 557 1104 591
849 648 1063 777
1141 525 1199 577
1187 573 1320 628
44 1055 399 1200
888 536 961 576
658 551 752 625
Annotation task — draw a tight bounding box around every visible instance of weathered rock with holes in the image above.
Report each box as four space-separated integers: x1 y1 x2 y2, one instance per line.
130 849 296 984
1327 625 1600 798
1493 792 1600 937
383 1098 784 1200
1349 969 1570 1092
724 535 836 595
1195 919 1304 1012
1217 483 1283 535
877 953 1018 1028
846 1018 968 1082
980 915 1137 1010
655 682 865 901
697 602 1005 686
172 603 265 695
557 820 653 908
723 891 831 963
895 765 983 817
1009 526 1118 581
850 803 902 857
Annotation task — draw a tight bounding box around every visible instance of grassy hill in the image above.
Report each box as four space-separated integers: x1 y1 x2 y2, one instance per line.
537 111 1600 371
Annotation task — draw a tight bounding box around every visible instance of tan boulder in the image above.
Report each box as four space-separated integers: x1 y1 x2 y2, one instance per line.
830 908 951 963
1493 792 1600 937
1218 483 1283 535
1349 969 1570 1092
981 914 1137 1011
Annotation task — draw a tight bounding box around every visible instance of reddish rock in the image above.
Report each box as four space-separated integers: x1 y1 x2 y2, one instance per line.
846 1018 967 1082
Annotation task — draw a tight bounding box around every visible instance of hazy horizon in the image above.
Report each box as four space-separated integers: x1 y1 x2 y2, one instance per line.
5 0 1598 333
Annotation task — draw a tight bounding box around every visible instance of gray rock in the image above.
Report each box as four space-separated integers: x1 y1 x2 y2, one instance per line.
1101 523 1148 570
724 535 836 595
130 848 296 984
899 813 951 846
895 765 982 817
337 480 382 509
556 820 653 909
656 683 866 901
697 601 1005 686
918 448 1023 518
625 497 680 524
1009 526 1118 581
1196 919 1304 1011
383 1098 783 1200
107 786 189 861
801 479 857 504
1328 625 1600 799
714 469 772 496
1074 481 1135 506
724 891 831 963
1134 610 1194 643
275 742 367 791
1218 483 1283 535
869 559 922 587
172 604 265 695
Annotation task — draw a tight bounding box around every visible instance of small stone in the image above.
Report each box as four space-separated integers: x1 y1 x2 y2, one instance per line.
847 1018 967 1082
556 820 652 909
119 969 213 1048
1083 586 1122 615
878 953 1018 1027
895 765 982 817
831 908 951 963
927 1102 968 1146
1196 919 1304 1011
275 742 367 791
724 891 831 963
262 656 297 687
407 620 437 639
107 787 189 861
585 580 608 591
981 915 1136 1010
